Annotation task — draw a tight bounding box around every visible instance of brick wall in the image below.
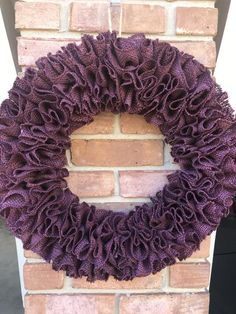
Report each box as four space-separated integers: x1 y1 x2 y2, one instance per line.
15 0 218 313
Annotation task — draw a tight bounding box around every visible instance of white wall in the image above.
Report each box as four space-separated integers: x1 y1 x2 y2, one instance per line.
215 1 236 111
0 8 17 102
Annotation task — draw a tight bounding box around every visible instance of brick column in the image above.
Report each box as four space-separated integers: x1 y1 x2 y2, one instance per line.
15 1 218 313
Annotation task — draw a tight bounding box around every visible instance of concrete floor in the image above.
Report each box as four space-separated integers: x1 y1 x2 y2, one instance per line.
0 218 23 314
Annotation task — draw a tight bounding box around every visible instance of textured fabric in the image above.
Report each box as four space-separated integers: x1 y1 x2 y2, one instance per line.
0 31 235 282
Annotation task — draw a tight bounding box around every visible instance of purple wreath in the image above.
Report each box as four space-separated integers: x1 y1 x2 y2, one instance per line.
0 31 235 282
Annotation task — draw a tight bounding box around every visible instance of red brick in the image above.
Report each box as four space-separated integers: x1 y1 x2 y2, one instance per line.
66 171 115 197
17 38 80 66
70 2 109 32
73 272 163 289
119 170 173 198
18 39 216 71
122 3 165 34
15 2 60 30
169 263 210 288
111 3 121 32
120 293 209 314
120 113 161 134
191 236 211 258
176 7 218 36
24 250 41 259
71 139 164 167
170 41 216 68
18 39 216 70
25 294 115 314
73 113 114 134
90 202 148 212
24 263 64 290
25 295 46 314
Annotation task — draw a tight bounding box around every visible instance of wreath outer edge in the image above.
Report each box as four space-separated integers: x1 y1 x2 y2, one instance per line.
0 31 235 282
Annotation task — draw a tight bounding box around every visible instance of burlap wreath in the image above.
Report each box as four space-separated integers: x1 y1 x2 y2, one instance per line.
0 31 235 282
